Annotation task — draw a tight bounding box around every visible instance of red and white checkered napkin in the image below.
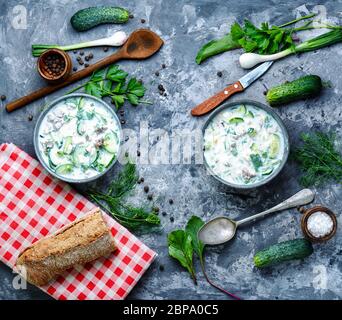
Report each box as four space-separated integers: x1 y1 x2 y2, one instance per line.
0 143 156 300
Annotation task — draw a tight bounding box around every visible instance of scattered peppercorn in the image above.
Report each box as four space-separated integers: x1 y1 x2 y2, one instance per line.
147 194 153 201
120 119 126 124
263 91 268 95
162 211 167 216
137 150 141 157
103 47 108 52
79 51 84 56
158 84 165 91
162 64 166 69
85 56 90 62
155 71 160 77
73 67 77 72
159 265 165 271
144 186 149 193
140 177 144 183
170 216 174 222
88 53 94 59
73 50 77 54
84 63 89 68
153 207 160 213
76 56 81 61
169 199 174 205
217 71 223 77
129 14 134 19
141 19 146 23
164 93 167 97
0 95 6 101
28 114 33 121
119 110 125 116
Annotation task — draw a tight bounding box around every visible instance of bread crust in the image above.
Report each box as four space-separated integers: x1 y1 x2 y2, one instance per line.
16 208 116 286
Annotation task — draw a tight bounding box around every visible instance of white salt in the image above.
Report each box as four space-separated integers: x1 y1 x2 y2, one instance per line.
307 211 334 238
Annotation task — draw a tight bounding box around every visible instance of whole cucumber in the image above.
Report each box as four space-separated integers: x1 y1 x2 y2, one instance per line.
71 6 130 32
266 75 323 106
254 238 313 268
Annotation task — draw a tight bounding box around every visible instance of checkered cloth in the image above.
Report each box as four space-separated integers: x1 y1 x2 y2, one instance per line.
0 143 156 300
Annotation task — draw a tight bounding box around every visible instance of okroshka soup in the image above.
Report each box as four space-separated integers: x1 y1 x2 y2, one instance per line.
203 103 287 186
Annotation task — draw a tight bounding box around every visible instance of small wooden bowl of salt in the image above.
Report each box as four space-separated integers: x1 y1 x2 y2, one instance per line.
299 205 337 243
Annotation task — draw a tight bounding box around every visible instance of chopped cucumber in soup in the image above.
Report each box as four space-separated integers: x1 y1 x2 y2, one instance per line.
103 131 119 154
269 134 281 158
236 105 247 115
96 149 116 168
229 117 244 124
55 163 74 175
38 96 120 180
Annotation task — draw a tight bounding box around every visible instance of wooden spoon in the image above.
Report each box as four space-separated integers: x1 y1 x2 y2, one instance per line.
6 29 164 112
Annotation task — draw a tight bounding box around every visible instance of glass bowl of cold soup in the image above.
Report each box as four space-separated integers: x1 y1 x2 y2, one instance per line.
203 100 289 189
34 94 122 183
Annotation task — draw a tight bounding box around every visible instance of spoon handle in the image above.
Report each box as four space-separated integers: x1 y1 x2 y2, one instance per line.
236 189 315 227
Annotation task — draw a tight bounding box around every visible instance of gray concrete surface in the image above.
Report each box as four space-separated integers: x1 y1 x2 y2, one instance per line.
0 0 341 300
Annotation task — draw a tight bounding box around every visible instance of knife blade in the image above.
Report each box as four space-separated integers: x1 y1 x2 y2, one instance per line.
191 61 273 116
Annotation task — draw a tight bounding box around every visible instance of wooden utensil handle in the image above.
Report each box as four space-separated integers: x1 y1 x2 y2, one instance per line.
6 50 125 112
191 82 244 116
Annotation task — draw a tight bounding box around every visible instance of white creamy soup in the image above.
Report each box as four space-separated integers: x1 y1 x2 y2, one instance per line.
203 104 285 185
38 96 120 180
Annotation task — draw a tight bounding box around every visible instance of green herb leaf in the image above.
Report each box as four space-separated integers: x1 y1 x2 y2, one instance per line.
185 216 205 258
87 163 160 231
250 154 263 171
112 95 125 109
106 65 128 82
168 230 197 284
293 131 342 186
85 82 102 98
127 78 146 97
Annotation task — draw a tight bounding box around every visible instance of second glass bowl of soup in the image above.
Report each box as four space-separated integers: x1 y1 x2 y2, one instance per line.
203 100 289 189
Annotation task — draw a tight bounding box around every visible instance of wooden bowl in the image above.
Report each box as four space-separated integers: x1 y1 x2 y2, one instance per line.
37 49 72 84
300 205 337 243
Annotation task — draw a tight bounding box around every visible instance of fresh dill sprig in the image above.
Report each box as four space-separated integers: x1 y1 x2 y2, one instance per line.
293 131 342 187
88 163 160 230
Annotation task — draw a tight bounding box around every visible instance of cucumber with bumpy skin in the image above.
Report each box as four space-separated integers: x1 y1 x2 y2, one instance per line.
266 75 322 106
70 6 130 32
254 238 313 268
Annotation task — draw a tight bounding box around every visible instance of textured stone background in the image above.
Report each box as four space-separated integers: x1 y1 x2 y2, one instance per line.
0 0 341 300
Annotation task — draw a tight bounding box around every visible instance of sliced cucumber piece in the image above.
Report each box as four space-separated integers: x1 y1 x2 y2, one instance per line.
229 117 244 125
62 136 73 155
262 167 273 175
269 134 281 159
73 145 98 167
103 131 119 154
96 149 116 168
48 146 68 167
236 105 247 115
78 97 86 110
55 164 74 175
246 110 254 118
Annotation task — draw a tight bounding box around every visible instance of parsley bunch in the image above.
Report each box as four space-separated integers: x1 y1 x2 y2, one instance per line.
68 65 149 109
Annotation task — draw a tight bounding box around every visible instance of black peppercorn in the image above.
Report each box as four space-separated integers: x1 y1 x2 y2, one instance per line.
162 64 166 69
155 71 160 77
0 95 6 101
217 71 223 77
162 211 167 216
170 216 174 222
169 199 174 205
28 114 33 121
144 186 149 193
159 265 165 271
141 19 146 23
147 194 153 200
129 14 134 19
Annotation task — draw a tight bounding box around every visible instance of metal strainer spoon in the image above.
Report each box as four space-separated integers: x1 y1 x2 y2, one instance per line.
198 189 315 245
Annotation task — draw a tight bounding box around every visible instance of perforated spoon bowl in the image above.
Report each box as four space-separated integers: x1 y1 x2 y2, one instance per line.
198 189 315 245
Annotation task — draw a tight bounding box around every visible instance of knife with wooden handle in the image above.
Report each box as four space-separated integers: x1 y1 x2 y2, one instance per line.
191 61 273 116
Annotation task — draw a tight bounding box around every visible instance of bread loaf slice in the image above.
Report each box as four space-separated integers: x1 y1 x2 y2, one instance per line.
16 208 116 286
